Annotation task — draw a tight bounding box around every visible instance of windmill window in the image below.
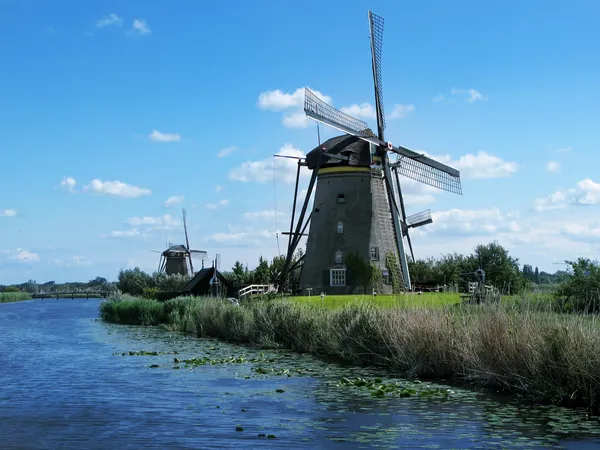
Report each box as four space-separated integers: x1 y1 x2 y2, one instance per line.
337 194 346 204
382 269 390 285
370 246 379 260
334 250 343 264
330 268 346 286
336 221 344 234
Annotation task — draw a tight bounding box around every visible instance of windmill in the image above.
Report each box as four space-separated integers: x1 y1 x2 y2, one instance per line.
151 208 208 276
278 10 462 294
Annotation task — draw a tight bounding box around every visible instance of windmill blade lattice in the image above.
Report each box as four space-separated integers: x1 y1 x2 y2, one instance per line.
406 210 433 228
368 10 386 134
392 155 462 195
304 88 377 140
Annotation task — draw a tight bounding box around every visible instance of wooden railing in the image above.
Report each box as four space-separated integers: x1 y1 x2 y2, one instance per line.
238 284 277 299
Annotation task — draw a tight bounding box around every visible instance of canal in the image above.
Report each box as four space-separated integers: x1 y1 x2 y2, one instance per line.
1 298 599 449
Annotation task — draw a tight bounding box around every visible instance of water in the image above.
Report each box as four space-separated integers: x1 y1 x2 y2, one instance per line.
1 299 600 449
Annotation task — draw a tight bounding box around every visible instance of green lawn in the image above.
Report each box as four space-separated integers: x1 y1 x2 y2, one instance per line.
289 292 463 309
285 290 557 310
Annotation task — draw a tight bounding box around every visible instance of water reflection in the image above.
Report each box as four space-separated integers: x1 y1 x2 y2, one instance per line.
0 298 598 449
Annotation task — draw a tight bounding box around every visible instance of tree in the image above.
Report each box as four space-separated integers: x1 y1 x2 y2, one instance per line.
269 255 286 283
253 256 270 284
232 261 245 277
117 267 154 296
470 241 528 294
2 286 20 293
89 277 108 287
369 263 384 292
345 251 372 293
534 266 540 285
385 252 402 294
556 258 600 312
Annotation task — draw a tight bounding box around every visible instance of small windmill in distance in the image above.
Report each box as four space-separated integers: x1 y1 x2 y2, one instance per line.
151 208 207 276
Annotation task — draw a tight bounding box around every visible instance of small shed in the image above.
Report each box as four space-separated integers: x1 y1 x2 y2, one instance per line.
180 267 233 297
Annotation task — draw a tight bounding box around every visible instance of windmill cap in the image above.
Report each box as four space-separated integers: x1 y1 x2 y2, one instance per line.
306 135 372 170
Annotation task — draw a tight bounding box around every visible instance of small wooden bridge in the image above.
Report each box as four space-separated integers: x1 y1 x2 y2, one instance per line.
31 292 112 299
238 284 278 299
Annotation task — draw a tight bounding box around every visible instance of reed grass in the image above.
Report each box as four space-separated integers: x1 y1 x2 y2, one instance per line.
100 294 600 412
0 292 32 303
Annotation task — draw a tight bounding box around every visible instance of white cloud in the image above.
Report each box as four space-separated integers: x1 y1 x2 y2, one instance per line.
451 88 487 103
127 214 181 230
453 151 519 178
96 13 122 28
60 176 77 192
215 185 223 192
244 210 286 221
533 179 600 211
208 229 277 247
422 208 520 237
51 256 92 267
105 229 146 239
205 199 229 210
148 130 180 142
562 223 600 241
10 249 40 263
403 194 437 207
406 150 519 180
388 104 415 119
433 94 445 103
229 143 307 184
258 87 325 111
218 146 236 158
83 179 151 198
0 209 17 217
164 195 184 207
132 19 151 35
282 112 311 129
546 161 561 173
257 87 332 129
341 103 376 119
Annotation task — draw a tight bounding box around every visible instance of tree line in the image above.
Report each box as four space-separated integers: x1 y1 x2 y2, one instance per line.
4 240 595 312
0 277 118 294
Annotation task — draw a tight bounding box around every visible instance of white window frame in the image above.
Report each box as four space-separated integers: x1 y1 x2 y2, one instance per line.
336 221 344 234
330 268 346 286
370 246 379 260
334 250 343 264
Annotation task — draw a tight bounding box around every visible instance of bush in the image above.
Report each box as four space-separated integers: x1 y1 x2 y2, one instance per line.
2 286 20 293
142 287 159 299
116 267 190 296
556 258 600 313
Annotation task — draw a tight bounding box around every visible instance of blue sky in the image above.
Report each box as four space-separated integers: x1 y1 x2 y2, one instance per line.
1 0 600 284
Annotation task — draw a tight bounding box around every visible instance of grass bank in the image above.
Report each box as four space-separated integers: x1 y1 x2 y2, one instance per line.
0 292 32 303
100 295 600 413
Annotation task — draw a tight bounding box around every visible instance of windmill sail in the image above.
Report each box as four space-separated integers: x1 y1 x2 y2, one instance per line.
368 10 386 136
304 88 462 194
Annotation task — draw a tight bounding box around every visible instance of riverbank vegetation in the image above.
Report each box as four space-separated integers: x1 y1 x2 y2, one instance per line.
100 288 600 413
0 289 32 302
